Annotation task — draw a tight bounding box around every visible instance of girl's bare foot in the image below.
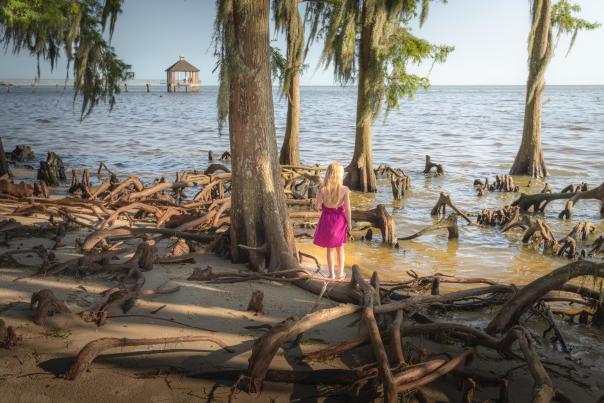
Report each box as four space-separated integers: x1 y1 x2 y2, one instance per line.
336 272 347 281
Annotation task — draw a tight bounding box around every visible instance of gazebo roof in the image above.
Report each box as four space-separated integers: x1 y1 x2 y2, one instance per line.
165 56 200 72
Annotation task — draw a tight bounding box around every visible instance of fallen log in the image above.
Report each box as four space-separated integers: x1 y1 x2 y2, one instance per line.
65 335 235 380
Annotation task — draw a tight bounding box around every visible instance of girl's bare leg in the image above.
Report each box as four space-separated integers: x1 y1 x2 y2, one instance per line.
336 246 345 279
326 248 335 279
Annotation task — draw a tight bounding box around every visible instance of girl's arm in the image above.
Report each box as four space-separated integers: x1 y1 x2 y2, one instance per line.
313 188 323 211
344 187 352 231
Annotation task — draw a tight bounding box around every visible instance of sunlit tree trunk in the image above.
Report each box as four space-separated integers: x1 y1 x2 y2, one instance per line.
279 3 302 166
510 0 552 178
226 0 297 272
345 0 378 192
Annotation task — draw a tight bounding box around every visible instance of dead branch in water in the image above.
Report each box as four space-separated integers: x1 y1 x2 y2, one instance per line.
398 214 459 241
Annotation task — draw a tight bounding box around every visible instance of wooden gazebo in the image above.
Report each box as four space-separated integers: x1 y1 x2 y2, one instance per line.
165 56 200 92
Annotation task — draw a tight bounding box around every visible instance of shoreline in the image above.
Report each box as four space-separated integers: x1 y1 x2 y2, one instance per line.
1 159 604 402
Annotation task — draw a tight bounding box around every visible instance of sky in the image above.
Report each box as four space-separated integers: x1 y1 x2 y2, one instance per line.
1 0 603 85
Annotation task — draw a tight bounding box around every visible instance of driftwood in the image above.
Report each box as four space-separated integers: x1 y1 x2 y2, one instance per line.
375 164 411 200
398 214 459 241
423 155 444 176
430 192 472 224
30 289 71 325
65 335 235 380
511 182 604 218
487 260 604 334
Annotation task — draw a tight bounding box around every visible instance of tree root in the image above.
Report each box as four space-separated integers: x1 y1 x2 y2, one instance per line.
423 155 444 176
351 204 397 246
30 289 71 325
487 260 604 334
65 335 235 380
398 214 458 241
430 192 472 224
474 175 519 196
0 319 17 348
247 290 264 315
559 182 604 219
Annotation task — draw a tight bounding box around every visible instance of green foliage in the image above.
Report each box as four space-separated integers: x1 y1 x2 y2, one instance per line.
316 0 452 120
272 0 307 99
551 0 600 56
0 0 133 119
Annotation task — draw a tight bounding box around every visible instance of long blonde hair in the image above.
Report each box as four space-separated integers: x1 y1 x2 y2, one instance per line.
322 162 344 206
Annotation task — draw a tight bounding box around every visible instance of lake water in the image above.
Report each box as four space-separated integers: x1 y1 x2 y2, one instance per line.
1 84 603 286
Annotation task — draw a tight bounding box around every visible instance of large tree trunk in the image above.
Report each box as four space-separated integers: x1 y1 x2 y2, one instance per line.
226 0 297 272
344 1 378 193
510 0 552 178
279 2 303 166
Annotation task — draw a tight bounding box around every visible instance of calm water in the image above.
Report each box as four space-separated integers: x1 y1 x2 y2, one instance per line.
1 85 603 286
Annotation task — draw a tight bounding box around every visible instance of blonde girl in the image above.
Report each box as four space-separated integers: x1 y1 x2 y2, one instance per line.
313 162 352 280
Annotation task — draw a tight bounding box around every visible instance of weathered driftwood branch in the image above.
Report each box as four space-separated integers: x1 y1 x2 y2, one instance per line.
352 204 397 246
511 182 604 218
477 205 517 227
398 214 458 241
430 192 472 224
487 260 604 334
30 289 71 325
423 155 444 176
65 335 234 380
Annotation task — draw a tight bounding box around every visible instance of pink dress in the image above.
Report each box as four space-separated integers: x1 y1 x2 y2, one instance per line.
313 203 347 248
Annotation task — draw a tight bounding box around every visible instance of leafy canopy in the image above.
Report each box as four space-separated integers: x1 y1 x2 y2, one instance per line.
0 0 133 118
310 0 453 119
551 0 600 56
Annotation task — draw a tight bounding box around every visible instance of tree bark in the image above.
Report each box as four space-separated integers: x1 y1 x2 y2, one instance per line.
226 0 297 271
345 0 378 192
0 137 11 177
279 1 302 166
510 0 552 178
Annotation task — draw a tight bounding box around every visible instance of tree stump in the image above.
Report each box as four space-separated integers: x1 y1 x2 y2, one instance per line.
352 204 397 246
30 289 71 326
10 144 35 162
0 178 34 197
0 319 17 348
423 155 444 176
37 152 66 186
